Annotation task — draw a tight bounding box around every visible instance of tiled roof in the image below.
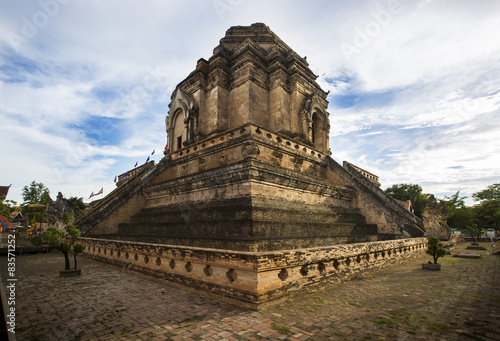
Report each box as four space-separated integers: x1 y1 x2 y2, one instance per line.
0 185 11 197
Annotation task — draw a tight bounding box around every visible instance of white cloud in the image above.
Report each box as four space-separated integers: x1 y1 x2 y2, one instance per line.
1 0 499 204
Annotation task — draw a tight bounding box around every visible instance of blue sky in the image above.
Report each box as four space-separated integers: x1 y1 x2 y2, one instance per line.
1 0 499 205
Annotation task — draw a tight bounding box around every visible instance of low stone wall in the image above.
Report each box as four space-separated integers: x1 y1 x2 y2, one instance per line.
79 237 428 310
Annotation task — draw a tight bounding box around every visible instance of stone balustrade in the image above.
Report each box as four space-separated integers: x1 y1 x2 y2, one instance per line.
79 236 428 310
170 123 327 162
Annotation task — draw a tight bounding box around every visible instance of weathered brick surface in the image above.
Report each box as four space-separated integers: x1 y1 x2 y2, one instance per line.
79 237 427 309
79 24 425 252
2 242 498 340
76 160 168 236
76 23 427 309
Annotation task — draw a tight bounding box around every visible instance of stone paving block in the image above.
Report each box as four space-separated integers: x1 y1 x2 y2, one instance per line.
1 243 499 340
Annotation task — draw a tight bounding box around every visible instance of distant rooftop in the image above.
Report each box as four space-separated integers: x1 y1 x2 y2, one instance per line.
0 185 11 198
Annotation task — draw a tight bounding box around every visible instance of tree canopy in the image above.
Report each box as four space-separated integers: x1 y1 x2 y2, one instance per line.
426 237 446 264
67 197 86 217
22 181 51 205
31 225 84 270
442 191 473 229
384 183 429 218
442 184 500 232
0 195 13 218
472 184 500 230
385 183 500 232
472 183 500 202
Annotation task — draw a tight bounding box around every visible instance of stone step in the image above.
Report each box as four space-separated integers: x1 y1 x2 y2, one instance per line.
118 220 378 238
131 200 368 226
87 233 394 252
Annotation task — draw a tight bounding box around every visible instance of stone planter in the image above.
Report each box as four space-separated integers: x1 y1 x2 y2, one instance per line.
422 263 441 271
466 246 486 250
59 269 82 277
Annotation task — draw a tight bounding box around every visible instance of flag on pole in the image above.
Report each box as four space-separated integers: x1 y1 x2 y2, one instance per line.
151 149 155 155
89 187 103 199
134 162 138 167
145 156 150 163
114 176 117 183
119 171 129 181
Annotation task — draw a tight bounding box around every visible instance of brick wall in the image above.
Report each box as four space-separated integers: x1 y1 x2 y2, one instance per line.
79 237 428 310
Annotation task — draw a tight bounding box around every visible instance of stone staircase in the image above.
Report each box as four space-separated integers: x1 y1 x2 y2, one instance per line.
92 196 392 251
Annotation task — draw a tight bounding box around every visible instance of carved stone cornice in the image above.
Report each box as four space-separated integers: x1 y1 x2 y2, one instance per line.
175 24 326 96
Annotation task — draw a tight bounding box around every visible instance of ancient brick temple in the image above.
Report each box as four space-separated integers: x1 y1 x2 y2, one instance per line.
76 23 427 309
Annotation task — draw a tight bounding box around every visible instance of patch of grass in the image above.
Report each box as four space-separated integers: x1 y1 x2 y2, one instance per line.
360 333 373 340
402 313 430 330
458 332 484 341
272 322 291 334
71 281 93 285
428 321 450 334
371 316 395 327
390 309 407 318
181 314 206 323
347 300 363 307
418 314 428 322
303 302 321 311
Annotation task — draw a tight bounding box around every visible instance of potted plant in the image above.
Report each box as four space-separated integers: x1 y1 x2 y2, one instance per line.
422 237 446 270
31 225 84 277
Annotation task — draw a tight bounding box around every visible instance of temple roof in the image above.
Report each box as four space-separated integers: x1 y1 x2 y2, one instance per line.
0 185 11 198
217 23 297 56
181 22 322 95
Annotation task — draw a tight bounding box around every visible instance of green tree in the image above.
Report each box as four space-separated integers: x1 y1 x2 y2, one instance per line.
67 197 86 217
472 200 500 230
426 237 446 264
22 181 50 205
61 212 73 224
465 223 482 243
31 225 84 270
0 195 14 218
449 207 474 230
472 183 500 202
472 183 500 230
385 183 429 218
442 191 473 229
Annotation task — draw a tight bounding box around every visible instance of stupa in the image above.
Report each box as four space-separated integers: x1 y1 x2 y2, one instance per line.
76 23 426 309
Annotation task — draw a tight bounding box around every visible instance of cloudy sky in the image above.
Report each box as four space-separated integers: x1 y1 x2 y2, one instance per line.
1 0 499 205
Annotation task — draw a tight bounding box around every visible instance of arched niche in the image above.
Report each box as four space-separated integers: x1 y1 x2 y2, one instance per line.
301 93 330 153
312 111 327 151
165 88 198 154
172 109 185 151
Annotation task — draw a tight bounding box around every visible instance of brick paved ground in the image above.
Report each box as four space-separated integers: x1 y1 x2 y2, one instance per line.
1 242 499 341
